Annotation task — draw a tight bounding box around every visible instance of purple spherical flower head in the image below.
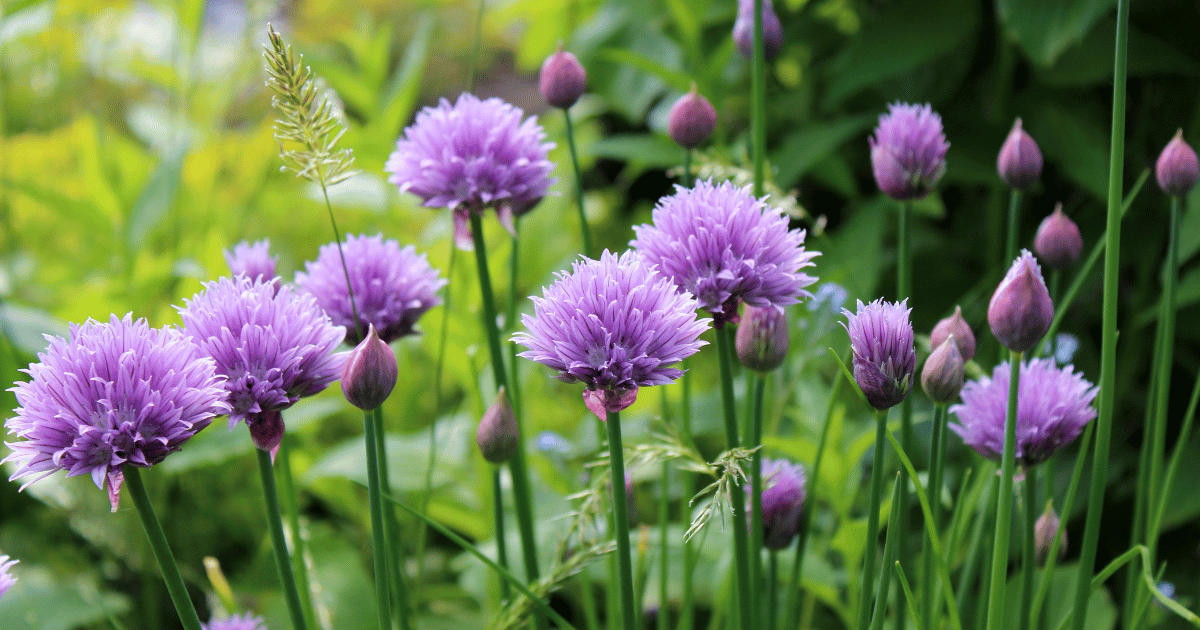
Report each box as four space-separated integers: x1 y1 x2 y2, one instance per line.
3 315 230 511
748 458 807 550
513 250 711 419
385 93 556 250
950 357 1098 467
296 233 446 345
178 276 346 438
842 299 916 410
733 0 784 61
0 555 17 600
630 179 818 326
870 102 949 201
203 613 267 630
224 239 278 283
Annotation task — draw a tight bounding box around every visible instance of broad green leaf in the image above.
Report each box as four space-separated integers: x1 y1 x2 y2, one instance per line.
772 114 875 187
377 14 435 140
0 568 130 630
997 0 1115 67
594 47 691 93
125 144 186 252
1029 104 1109 200
1036 18 1200 86
1013 562 1117 630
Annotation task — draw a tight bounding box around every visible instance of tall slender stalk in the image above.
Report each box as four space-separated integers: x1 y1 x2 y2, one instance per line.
922 404 948 630
677 358 696 630
986 351 1022 630
715 325 754 630
360 412 392 630
870 479 904 630
1031 423 1094 622
1005 191 1023 266
125 467 205 630
659 458 670 629
896 201 913 630
1069 3 1127 628
1019 467 1037 630
857 408 891 630
683 150 693 188
256 450 311 630
747 374 766 630
563 110 592 258
374 408 413 630
275 438 318 630
492 468 512 601
751 0 766 198
607 411 638 630
1146 195 1180 554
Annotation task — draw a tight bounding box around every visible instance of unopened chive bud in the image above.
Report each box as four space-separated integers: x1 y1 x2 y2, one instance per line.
922 337 965 404
476 387 519 464
1034 203 1083 270
732 0 784 61
340 324 398 410
1155 129 1199 197
667 84 717 149
930 305 976 362
539 46 587 109
988 250 1054 353
736 305 789 372
248 409 286 461
997 118 1043 191
1035 503 1066 566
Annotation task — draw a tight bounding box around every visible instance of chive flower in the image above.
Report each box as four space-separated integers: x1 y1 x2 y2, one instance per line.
630 179 818 326
988 250 1054 353
513 250 710 419
997 118 1043 191
203 613 267 630
1155 130 1198 197
1033 203 1083 270
749 458 807 550
949 357 1098 467
667 86 718 150
3 315 230 511
930 305 975 362
0 555 17 599
385 93 556 248
296 233 445 345
842 298 916 410
224 239 278 283
869 102 949 201
732 0 784 61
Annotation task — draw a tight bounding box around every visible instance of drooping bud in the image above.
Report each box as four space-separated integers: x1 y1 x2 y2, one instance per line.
1155 129 1199 197
1033 203 1083 270
988 250 1054 353
997 118 1043 191
476 387 519 464
736 305 789 372
247 409 286 461
667 84 717 149
930 306 976 362
1035 503 1066 566
922 337 965 404
732 0 784 62
539 46 587 109
340 324 398 410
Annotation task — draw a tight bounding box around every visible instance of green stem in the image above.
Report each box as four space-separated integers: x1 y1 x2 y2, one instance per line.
564 109 592 258
373 408 412 630
1124 314 1161 630
1030 423 1093 622
1019 466 1037 630
897 202 913 630
749 375 766 630
870 479 904 630
1046 271 1060 359
858 408 891 630
715 325 753 630
321 187 361 335
124 467 204 630
1005 190 1023 266
360 412 392 630
1069 3 1127 629
922 404 948 630
468 211 543 613
768 551 778 630
419 243 456 584
1148 370 1200 568
1146 195 1180 560
986 351 1022 630
607 411 638 630
257 448 311 630
751 0 766 198
957 478 996 621
491 468 512 601
683 150 693 188
276 438 318 630
678 358 695 630
659 459 670 629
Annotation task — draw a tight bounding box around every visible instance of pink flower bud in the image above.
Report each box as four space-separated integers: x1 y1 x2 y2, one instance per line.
539 46 587 109
340 324 398 410
1035 504 1066 566
997 118 1043 191
667 85 717 149
1034 203 1083 270
736 305 789 372
988 250 1054 353
248 409 286 462
476 387 519 464
922 337 965 404
732 0 784 62
930 305 976 362
1155 129 1198 197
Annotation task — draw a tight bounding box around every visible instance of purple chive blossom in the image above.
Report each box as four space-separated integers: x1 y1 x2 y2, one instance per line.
842 299 916 410
203 613 267 630
870 102 950 201
630 179 818 326
224 239 278 283
295 234 446 345
3 315 230 511
732 0 784 61
1155 130 1199 197
513 250 710 419
0 555 17 599
385 93 556 249
988 250 1054 353
950 357 1098 467
748 458 807 550
178 276 346 430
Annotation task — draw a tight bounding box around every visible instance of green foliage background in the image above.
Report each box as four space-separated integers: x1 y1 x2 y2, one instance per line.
0 0 1198 628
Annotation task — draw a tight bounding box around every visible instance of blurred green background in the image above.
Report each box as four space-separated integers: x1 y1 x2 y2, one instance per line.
1 0 1199 628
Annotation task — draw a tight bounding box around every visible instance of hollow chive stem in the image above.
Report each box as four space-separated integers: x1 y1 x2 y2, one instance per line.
606 411 638 630
564 109 592 258
374 408 412 630
1019 466 1037 630
360 412 391 630
1069 3 1127 629
678 357 695 630
256 449 311 630
715 325 754 630
276 438 318 629
492 468 511 601
748 374 767 630
986 350 1022 630
125 467 205 630
468 211 545 629
897 200 913 630
659 457 670 629
1005 190 1023 266
1146 195 1180 559
870 478 904 630
683 149 693 188
922 403 948 630
1031 423 1093 622
858 407 891 630
751 0 766 199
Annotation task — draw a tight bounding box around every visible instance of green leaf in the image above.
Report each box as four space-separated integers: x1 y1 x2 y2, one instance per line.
594 47 692 93
771 114 875 187
997 0 1115 67
586 134 684 169
377 14 435 140
125 145 186 252
1036 17 1200 86
1025 562 1117 630
0 569 130 630
1028 104 1109 200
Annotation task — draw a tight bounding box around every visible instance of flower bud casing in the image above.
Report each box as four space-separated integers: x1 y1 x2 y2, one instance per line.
248 409 286 462
922 337 965 404
1033 203 1083 270
667 85 717 150
1155 129 1199 197
997 118 1043 190
539 47 587 109
476 387 519 464
988 250 1054 353
1035 504 1066 566
736 305 789 372
341 324 398 410
930 305 976 362
732 0 784 61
